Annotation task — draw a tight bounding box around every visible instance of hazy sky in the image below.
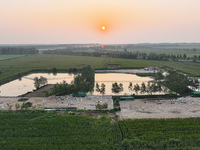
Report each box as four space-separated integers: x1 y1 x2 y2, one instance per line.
0 0 200 44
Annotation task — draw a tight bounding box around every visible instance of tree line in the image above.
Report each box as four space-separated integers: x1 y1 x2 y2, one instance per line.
34 70 197 97
43 50 200 61
0 47 38 54
95 71 197 96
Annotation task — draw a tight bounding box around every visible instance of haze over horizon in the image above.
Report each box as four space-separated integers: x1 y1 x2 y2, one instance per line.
1 0 200 44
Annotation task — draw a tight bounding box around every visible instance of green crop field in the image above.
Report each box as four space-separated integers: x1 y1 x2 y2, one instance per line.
1 110 200 149
118 118 200 149
105 47 200 57
0 111 121 150
107 57 200 76
0 54 200 85
0 55 25 60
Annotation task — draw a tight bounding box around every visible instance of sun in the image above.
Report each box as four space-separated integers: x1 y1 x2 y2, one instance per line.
101 26 106 31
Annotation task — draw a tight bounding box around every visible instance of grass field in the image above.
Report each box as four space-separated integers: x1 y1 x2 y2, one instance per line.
105 48 200 57
1 110 200 149
0 55 25 60
0 54 200 85
107 57 200 76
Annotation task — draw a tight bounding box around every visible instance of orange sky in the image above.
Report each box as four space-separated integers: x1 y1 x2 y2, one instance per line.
0 0 200 44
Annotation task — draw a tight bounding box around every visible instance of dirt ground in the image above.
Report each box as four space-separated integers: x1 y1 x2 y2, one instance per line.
0 95 113 110
1 96 200 120
25 84 54 97
116 97 200 119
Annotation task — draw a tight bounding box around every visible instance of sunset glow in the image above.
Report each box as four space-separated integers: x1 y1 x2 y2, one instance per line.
101 26 106 31
0 0 200 44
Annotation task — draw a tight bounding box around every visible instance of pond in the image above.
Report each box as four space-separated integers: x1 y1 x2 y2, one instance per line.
0 73 153 96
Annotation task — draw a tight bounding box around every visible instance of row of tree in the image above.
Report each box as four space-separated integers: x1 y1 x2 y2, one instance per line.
34 70 197 96
96 71 197 96
0 47 38 54
94 82 164 96
43 50 200 61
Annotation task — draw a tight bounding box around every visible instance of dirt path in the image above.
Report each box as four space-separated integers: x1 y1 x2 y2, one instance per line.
95 69 157 74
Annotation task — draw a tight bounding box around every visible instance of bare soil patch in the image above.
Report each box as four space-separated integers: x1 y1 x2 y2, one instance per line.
25 84 54 97
117 97 200 119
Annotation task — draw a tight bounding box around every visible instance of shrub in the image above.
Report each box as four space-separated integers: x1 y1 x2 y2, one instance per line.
18 98 29 102
21 102 32 109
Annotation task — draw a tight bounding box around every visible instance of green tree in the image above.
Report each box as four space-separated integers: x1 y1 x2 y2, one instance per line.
112 82 123 94
134 83 140 95
155 71 164 80
146 82 152 94
164 71 197 95
34 77 40 89
183 54 187 59
100 83 106 96
128 82 134 94
34 76 48 89
51 66 95 96
151 82 158 94
140 82 146 94
95 82 100 92
157 82 163 93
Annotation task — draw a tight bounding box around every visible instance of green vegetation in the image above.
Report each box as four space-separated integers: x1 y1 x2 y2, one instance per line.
1 110 200 149
112 82 124 94
118 118 200 149
0 55 105 85
0 55 25 60
0 47 38 54
0 54 200 86
96 102 108 110
52 66 94 95
34 76 48 89
21 102 33 109
163 71 197 95
0 111 122 150
96 83 106 95
18 97 29 102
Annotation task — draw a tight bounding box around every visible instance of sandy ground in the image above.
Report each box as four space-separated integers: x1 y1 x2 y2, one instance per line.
95 69 157 74
0 95 113 110
116 97 200 119
2 96 200 120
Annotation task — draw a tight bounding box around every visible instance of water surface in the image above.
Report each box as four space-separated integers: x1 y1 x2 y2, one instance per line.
0 73 153 96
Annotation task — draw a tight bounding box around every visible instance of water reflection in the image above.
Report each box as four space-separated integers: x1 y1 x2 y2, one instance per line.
0 73 153 96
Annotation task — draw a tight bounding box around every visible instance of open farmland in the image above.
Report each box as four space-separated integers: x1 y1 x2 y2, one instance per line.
0 55 25 60
118 118 200 149
0 54 200 85
107 58 200 76
0 111 122 150
1 110 200 149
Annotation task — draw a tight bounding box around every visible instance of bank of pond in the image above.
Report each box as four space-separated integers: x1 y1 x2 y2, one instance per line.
0 73 155 96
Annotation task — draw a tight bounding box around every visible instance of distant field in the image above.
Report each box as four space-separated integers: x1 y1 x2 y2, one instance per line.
0 55 25 60
0 54 200 85
105 48 200 57
108 57 200 76
0 55 106 85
